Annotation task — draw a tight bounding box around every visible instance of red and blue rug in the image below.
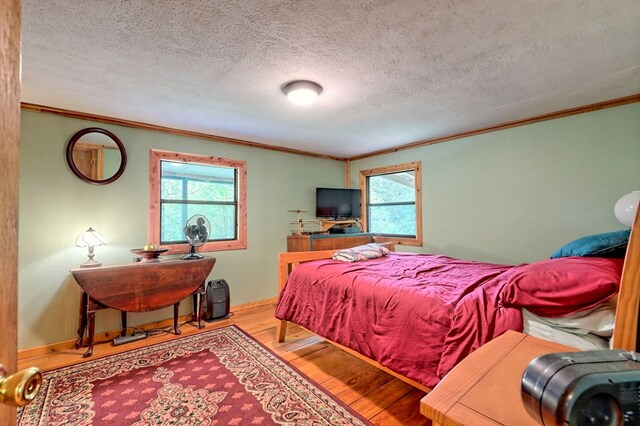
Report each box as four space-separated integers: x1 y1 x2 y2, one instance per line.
17 325 370 425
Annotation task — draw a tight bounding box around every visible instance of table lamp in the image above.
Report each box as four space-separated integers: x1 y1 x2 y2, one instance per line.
75 227 107 268
614 191 640 228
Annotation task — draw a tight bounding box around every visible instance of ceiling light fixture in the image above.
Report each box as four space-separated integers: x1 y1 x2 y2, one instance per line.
281 80 323 106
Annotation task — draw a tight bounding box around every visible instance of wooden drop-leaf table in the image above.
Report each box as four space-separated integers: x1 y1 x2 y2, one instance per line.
71 257 216 357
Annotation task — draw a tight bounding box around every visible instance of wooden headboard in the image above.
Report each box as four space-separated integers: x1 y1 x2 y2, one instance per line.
611 208 640 351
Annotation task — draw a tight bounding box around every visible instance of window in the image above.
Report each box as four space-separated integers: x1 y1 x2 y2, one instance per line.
149 150 247 253
359 162 422 246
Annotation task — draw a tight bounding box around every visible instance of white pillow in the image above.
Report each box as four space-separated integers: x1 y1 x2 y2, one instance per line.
523 314 611 350
523 295 617 337
332 243 390 262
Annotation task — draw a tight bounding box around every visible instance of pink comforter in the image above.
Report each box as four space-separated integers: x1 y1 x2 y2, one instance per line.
274 253 523 388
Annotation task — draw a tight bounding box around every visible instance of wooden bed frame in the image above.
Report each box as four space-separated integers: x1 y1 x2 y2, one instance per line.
276 212 640 393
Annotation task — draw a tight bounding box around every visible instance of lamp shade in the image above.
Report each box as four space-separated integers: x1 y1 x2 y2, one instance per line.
614 191 640 228
75 227 107 247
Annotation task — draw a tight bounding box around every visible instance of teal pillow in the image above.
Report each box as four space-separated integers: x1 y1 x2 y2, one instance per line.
550 230 630 259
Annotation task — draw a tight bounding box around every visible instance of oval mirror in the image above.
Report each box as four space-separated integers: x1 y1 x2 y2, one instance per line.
66 128 127 185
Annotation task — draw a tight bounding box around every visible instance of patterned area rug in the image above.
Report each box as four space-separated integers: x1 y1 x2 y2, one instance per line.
17 325 370 425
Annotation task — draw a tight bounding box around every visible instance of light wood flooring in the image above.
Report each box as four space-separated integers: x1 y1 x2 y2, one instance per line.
19 302 431 425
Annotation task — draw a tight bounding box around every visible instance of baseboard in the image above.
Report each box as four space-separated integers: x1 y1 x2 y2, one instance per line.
230 296 278 312
18 297 279 359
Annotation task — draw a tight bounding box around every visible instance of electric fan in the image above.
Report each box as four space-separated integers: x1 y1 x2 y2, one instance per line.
182 214 211 260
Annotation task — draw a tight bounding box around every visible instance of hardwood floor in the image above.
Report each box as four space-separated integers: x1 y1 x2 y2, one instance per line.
18 302 431 425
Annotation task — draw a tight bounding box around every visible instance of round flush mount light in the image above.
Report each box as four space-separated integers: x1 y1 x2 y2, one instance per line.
281 80 323 106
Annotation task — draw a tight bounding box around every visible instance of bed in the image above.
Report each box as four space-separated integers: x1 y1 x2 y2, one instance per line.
274 213 640 392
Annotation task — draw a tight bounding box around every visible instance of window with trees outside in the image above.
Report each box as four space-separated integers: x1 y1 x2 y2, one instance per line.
149 150 247 254
359 162 422 246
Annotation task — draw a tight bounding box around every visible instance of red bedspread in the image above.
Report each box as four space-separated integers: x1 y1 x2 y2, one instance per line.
274 253 523 388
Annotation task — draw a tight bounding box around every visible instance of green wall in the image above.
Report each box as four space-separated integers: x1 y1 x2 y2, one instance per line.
350 103 640 264
18 111 345 349
18 103 640 350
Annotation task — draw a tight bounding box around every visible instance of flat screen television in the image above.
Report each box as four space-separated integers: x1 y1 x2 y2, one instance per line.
316 188 362 219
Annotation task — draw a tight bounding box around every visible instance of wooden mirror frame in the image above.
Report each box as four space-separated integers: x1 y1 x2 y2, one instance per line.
66 127 127 185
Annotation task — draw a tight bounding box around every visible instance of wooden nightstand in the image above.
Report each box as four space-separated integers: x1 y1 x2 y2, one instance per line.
421 331 575 426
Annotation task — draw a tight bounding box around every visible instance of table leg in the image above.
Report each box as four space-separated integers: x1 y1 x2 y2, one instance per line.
173 303 181 335
75 291 88 349
83 311 95 358
196 288 205 329
120 311 127 336
192 293 198 323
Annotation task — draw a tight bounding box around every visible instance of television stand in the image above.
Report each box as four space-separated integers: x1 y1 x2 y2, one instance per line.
287 232 374 252
318 219 358 233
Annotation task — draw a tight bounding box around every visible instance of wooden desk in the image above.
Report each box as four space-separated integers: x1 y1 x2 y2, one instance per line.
421 331 574 426
71 257 216 357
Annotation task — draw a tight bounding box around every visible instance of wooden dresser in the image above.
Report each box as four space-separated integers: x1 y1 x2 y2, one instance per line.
287 233 374 252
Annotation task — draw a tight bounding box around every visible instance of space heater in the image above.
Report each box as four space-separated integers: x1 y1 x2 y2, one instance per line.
205 279 230 321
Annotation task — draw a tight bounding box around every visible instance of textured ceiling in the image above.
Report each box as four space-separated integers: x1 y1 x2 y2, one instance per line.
22 0 640 158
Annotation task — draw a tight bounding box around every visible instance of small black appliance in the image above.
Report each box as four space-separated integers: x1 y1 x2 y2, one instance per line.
205 279 230 321
521 349 640 426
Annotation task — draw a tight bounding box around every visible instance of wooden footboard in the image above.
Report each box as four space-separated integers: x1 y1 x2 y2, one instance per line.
276 248 340 342
276 242 396 343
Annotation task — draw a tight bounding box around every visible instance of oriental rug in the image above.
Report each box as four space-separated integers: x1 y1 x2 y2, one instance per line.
17 325 370 425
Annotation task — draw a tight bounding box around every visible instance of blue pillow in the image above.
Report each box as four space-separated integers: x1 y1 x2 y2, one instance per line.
550 229 630 259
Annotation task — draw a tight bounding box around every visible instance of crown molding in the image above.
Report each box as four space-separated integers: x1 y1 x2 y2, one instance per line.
22 93 639 163
20 102 346 162
348 93 640 161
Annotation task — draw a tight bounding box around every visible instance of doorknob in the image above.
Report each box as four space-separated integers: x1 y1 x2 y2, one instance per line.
0 364 42 407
